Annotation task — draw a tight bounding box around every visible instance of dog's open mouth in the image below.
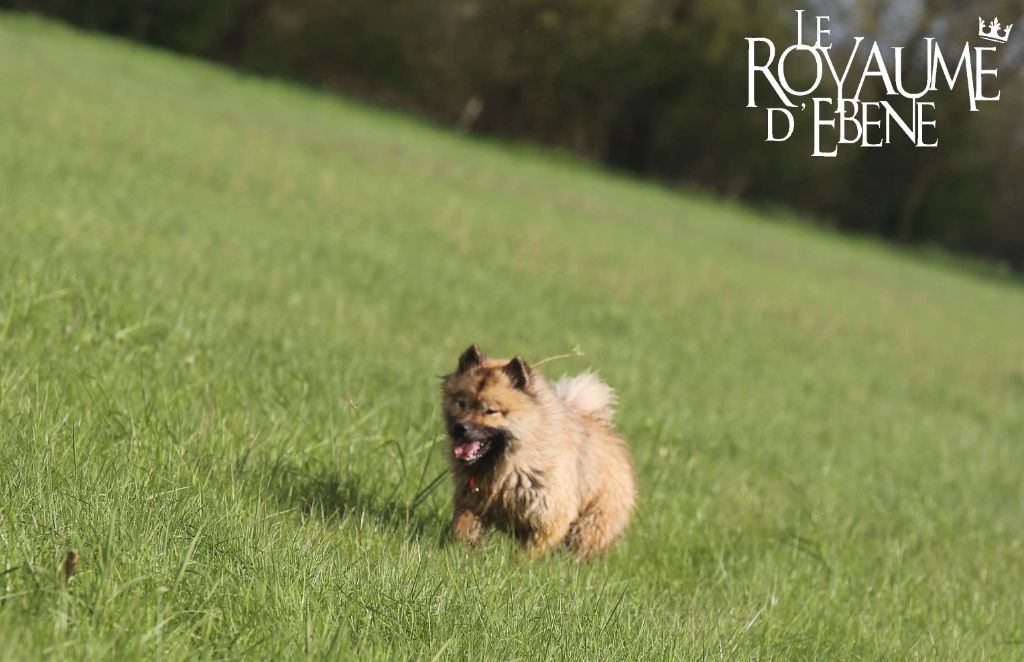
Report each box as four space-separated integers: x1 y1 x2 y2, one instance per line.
453 438 490 464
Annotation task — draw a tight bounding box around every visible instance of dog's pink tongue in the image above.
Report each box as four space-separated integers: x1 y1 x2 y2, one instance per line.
454 440 481 460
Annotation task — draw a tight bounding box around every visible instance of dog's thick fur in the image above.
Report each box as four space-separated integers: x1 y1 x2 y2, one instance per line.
441 345 636 559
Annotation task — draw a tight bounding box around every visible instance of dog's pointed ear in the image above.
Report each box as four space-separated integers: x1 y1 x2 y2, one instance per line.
502 356 532 391
456 344 485 373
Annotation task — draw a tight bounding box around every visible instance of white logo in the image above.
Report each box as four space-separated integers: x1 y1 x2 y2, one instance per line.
978 17 1013 44
746 11 1009 157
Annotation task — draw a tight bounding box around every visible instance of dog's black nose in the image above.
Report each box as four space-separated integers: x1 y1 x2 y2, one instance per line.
451 421 467 437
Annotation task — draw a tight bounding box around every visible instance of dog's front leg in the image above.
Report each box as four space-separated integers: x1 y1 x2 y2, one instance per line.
452 508 487 546
524 501 573 559
526 520 572 558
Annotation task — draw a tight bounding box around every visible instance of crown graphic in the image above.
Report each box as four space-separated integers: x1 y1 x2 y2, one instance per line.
979 17 1013 44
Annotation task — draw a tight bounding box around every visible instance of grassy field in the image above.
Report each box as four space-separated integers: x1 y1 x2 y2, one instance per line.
2 14 1024 660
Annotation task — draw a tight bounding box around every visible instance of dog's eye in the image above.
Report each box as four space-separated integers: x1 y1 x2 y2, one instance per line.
456 399 467 409
484 408 499 416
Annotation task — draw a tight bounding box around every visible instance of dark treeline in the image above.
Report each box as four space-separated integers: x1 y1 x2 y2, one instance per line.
6 0 1024 269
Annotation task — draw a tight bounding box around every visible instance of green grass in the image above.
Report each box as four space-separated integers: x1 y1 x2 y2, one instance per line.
2 13 1024 660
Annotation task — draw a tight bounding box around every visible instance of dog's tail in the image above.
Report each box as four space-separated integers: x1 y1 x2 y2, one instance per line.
552 372 617 424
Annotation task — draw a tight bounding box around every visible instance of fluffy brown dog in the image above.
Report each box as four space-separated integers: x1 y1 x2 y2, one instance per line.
441 345 636 559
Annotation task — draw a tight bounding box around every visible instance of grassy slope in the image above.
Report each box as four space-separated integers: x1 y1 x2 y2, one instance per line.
1 14 1023 660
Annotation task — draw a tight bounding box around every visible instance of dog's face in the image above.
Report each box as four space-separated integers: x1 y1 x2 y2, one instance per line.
441 345 533 466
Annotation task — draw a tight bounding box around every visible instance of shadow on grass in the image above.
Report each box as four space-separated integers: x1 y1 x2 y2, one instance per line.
261 460 450 545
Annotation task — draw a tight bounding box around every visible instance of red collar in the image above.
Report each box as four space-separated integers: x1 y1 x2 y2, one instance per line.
468 474 480 493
